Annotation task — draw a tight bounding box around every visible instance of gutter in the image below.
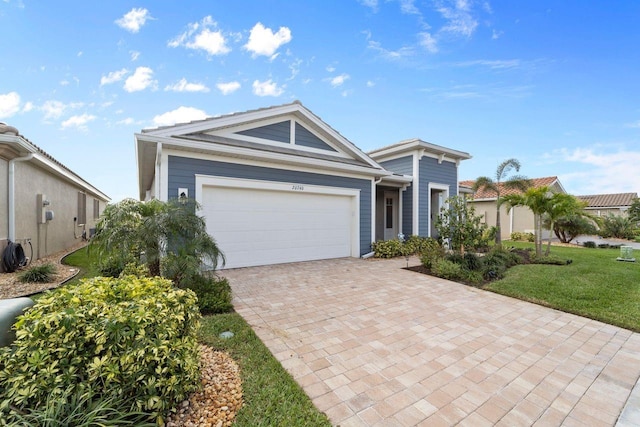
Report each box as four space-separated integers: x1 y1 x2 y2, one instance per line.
8 153 34 241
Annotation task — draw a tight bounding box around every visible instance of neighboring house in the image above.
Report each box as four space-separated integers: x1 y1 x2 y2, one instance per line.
0 123 110 271
459 176 566 241
577 193 638 217
136 101 470 269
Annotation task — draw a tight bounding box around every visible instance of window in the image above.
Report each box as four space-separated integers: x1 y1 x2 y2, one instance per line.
93 199 100 219
77 192 86 225
385 197 393 229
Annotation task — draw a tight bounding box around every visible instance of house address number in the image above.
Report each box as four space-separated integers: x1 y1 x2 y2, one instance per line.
291 184 304 191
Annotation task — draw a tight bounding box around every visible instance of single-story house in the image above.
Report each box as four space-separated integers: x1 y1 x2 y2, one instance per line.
136 101 471 269
459 176 566 241
1 123 110 271
577 192 638 217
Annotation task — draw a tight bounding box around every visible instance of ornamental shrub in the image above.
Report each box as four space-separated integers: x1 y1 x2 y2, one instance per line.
17 263 56 283
0 276 201 424
431 259 464 281
182 274 233 315
420 240 446 269
583 241 596 248
371 239 406 258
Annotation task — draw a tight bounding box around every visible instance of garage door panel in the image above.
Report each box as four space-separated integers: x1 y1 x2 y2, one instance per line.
202 184 355 268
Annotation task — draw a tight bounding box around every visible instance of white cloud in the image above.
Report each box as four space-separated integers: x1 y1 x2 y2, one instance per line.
115 8 152 33
168 16 230 56
100 68 129 86
454 59 521 69
60 79 69 86
492 29 503 40
625 120 640 128
252 79 284 97
130 50 140 61
216 81 241 95
329 74 350 87
326 65 336 73
124 67 157 92
117 117 135 125
41 100 67 120
0 92 21 118
398 0 419 15
164 78 210 93
244 22 292 58
419 32 438 53
436 0 479 37
548 145 640 194
367 80 376 87
61 113 96 130
152 106 208 127
367 39 414 60
358 0 378 11
22 101 33 112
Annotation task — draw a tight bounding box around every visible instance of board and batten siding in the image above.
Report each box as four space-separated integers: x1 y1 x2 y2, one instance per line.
379 156 414 236
418 157 458 236
236 121 290 144
167 155 372 256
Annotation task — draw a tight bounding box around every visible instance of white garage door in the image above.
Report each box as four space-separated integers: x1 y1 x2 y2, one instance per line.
200 179 359 269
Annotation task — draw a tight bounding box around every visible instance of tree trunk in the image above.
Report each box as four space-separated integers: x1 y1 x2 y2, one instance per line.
148 259 161 277
534 214 542 257
495 204 502 246
545 222 552 256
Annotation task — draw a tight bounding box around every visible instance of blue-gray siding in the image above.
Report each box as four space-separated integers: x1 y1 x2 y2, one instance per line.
236 121 290 143
379 155 413 176
295 123 337 152
418 157 458 236
402 186 413 236
168 155 372 256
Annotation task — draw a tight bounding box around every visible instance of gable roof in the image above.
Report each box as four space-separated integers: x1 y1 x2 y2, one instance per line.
368 138 471 163
577 193 637 209
136 102 391 199
0 129 110 201
460 176 562 200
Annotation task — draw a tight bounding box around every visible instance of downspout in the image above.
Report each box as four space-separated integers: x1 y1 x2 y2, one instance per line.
8 154 34 241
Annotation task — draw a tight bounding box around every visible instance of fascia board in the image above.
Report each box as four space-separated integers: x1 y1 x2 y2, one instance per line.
140 134 390 178
31 154 110 201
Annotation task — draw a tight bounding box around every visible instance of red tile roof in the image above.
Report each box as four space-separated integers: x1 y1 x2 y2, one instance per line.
577 193 637 208
460 176 559 200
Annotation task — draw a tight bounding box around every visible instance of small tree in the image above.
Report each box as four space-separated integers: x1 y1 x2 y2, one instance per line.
435 196 487 254
553 214 598 243
541 193 593 255
90 198 224 277
502 186 551 257
472 158 530 246
629 197 640 226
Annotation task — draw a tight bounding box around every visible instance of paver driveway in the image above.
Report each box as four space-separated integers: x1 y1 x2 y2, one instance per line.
222 257 640 426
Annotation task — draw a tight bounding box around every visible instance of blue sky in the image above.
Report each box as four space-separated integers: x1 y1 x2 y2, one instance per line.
1 0 639 202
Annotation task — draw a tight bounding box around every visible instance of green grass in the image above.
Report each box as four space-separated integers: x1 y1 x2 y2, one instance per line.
199 314 331 427
487 243 640 332
61 246 100 285
60 246 330 426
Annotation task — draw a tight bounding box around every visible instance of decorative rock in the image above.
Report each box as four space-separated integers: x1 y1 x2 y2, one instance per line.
219 331 234 339
165 345 243 427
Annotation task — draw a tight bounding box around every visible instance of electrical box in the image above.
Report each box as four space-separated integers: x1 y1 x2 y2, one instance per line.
36 194 50 224
45 211 54 222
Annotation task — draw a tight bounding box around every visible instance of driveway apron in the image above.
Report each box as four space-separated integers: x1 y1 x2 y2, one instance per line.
222 257 640 426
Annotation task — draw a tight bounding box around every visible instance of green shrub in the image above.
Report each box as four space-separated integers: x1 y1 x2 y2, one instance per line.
183 274 233 315
95 255 129 277
482 263 507 280
583 241 596 248
510 232 535 242
463 270 484 284
462 252 482 271
432 259 465 281
599 214 635 239
371 239 405 258
0 276 201 423
404 235 439 254
531 255 570 265
2 387 155 426
446 252 465 265
420 240 446 269
17 263 56 283
119 261 149 278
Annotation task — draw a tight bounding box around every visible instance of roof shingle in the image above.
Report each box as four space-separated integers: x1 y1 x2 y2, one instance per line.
460 176 559 200
577 193 638 208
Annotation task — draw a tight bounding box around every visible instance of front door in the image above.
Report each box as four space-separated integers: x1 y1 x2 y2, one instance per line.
430 189 445 238
383 191 399 240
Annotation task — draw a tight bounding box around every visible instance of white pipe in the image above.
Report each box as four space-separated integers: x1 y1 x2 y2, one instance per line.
8 154 34 241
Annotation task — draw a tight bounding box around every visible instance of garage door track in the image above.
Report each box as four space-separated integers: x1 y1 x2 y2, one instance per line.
223 258 640 426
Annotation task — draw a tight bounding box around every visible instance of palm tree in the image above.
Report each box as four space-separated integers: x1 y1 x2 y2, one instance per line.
502 186 552 257
472 158 530 245
542 193 592 255
91 198 224 277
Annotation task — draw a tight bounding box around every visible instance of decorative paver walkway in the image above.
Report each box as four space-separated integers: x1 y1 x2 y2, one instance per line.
222 257 640 426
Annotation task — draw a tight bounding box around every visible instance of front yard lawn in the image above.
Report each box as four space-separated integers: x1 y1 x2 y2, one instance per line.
486 243 640 332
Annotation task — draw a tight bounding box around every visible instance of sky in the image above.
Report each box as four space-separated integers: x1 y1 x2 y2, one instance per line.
1 0 640 202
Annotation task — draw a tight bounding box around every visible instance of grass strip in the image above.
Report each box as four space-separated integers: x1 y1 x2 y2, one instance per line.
199 313 331 427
